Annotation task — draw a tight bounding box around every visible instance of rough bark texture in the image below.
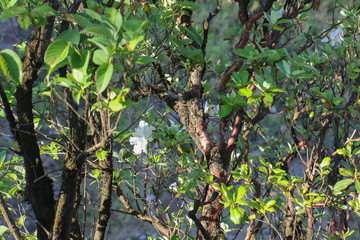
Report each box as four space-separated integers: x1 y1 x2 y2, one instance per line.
94 143 113 240
52 89 87 240
12 1 59 239
197 147 227 240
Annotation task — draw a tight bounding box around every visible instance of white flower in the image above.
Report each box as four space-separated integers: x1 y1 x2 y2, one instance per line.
169 182 178 192
129 120 155 155
164 74 172 82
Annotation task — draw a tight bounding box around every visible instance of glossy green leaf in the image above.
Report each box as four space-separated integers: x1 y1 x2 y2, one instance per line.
0 49 22 85
336 149 347 155
236 186 246 204
44 40 70 68
354 147 360 155
334 179 353 194
95 63 113 94
230 207 245 225
339 168 354 178
319 157 330 169
221 183 232 201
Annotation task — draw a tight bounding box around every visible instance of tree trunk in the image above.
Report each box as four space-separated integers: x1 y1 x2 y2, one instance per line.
94 143 113 240
52 89 87 240
13 1 59 238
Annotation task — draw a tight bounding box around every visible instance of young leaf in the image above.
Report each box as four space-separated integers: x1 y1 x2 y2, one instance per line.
319 157 330 169
230 207 245 225
0 49 22 85
238 87 252 97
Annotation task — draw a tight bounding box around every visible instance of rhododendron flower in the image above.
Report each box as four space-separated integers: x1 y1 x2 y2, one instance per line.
129 120 155 155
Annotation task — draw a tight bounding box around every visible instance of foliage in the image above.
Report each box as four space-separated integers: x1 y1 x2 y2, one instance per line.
0 0 359 240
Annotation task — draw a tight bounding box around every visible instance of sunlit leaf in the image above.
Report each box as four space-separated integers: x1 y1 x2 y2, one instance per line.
0 49 22 84
95 63 113 94
44 40 70 68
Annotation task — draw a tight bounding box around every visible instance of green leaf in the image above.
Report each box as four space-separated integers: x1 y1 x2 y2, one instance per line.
44 40 70 68
353 147 360 155
219 105 232 118
95 63 113 94
230 207 245 225
185 26 202 46
277 60 291 75
133 56 154 64
104 7 123 31
221 184 232 201
126 35 144 51
96 150 107 160
71 49 90 75
64 13 93 27
319 157 330 169
0 225 10 235
236 186 246 204
339 168 354 178
270 10 278 24
84 8 102 22
57 29 80 45
336 149 347 155
93 49 108 65
238 87 252 97
33 4 59 16
72 89 81 104
355 180 360 193
17 14 32 31
0 49 22 85
109 99 125 112
0 0 17 9
334 179 353 194
0 6 27 20
81 24 114 40
182 0 200 11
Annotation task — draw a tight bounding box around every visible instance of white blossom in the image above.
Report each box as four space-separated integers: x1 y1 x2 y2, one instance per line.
169 182 178 192
129 120 155 155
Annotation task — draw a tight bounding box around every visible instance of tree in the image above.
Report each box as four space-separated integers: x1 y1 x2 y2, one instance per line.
0 0 359 239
